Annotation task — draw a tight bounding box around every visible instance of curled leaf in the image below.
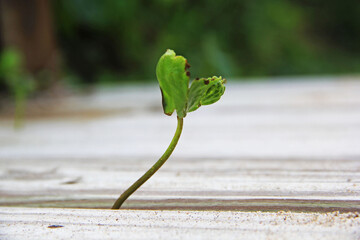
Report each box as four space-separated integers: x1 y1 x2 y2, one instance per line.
187 76 226 112
156 49 190 118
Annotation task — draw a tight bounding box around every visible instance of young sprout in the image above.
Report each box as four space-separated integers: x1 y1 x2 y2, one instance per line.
112 49 226 209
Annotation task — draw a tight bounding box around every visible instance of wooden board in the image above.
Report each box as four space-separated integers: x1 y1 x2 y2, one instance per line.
1 77 360 239
1 207 359 240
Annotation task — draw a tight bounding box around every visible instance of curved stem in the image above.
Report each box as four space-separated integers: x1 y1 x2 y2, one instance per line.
112 117 184 209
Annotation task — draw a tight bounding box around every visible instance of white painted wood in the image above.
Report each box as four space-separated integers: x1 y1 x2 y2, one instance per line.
1 207 359 240
0 157 359 210
0 77 359 160
0 77 360 239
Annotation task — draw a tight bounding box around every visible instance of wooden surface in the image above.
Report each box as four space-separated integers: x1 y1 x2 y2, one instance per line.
1 77 360 239
1 207 359 240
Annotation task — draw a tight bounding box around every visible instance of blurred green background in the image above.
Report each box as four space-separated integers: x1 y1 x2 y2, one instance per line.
1 0 360 94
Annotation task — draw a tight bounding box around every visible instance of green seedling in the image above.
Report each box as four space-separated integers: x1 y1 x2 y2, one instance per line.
0 48 34 128
112 49 226 209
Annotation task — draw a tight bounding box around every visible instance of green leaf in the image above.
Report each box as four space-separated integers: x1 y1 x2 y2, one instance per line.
156 49 190 118
187 76 226 112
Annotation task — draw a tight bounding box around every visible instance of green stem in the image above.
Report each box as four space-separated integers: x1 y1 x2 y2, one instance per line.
111 116 184 209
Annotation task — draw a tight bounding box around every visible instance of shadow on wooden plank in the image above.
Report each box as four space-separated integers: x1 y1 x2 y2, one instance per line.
2 198 359 213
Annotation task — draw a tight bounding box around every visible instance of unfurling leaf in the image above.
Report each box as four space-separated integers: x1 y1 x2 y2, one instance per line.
156 49 226 118
156 49 190 118
187 76 226 112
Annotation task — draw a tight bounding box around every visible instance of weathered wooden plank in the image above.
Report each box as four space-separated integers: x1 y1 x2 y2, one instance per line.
0 207 359 240
0 78 360 160
0 78 360 239
0 157 359 211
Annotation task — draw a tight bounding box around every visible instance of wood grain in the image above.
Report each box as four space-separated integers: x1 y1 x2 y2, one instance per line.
0 77 360 239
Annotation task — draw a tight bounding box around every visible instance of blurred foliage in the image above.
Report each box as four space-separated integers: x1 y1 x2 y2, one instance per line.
52 0 360 83
0 48 34 127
